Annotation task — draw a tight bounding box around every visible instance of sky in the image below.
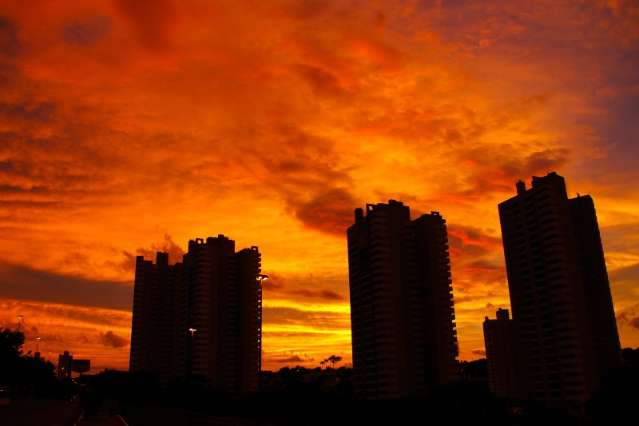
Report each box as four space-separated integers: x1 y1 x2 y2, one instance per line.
0 0 638 372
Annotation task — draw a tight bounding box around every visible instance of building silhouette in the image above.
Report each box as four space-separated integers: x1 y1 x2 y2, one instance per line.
57 351 73 379
495 172 621 404
130 235 262 393
347 200 459 399
483 308 522 399
57 351 91 378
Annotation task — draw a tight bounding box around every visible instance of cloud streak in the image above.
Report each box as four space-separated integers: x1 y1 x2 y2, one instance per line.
0 0 637 369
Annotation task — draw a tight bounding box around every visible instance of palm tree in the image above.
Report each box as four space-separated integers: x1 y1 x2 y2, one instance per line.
326 355 343 369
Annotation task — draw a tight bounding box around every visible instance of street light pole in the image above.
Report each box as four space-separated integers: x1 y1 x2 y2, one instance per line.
187 327 197 380
256 274 268 374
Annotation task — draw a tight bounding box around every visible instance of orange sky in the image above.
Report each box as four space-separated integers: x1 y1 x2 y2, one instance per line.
1 0 638 372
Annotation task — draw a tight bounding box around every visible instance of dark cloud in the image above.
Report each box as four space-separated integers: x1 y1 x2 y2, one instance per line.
0 261 131 311
0 200 64 209
609 263 639 282
99 330 128 348
263 306 349 330
521 149 569 176
0 17 20 58
293 187 357 235
460 259 506 285
294 64 346 97
273 354 314 363
287 288 344 301
115 0 177 50
263 331 327 339
448 224 502 258
455 147 570 198
0 184 49 195
263 272 347 301
0 101 56 123
31 304 126 328
63 16 110 46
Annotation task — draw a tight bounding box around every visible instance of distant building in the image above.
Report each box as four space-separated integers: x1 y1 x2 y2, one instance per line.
71 359 91 374
347 200 459 399
497 172 621 404
483 308 522 398
57 351 91 378
129 235 262 393
58 351 73 379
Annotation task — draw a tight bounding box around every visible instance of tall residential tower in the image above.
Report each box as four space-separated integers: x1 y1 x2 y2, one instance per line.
347 200 458 399
129 235 262 393
496 172 620 404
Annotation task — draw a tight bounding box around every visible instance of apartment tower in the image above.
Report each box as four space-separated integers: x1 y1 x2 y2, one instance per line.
129 235 262 393
497 172 620 404
483 308 522 398
347 200 459 399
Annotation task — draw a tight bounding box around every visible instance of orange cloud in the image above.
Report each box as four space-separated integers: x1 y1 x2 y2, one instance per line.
0 0 638 371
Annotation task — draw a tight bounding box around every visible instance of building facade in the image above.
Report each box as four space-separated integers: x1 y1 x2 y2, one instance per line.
347 200 458 399
129 235 262 393
497 172 620 404
483 308 522 399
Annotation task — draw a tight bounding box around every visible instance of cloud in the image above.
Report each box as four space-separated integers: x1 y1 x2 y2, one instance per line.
0 0 637 368
263 306 349 330
292 188 356 236
287 289 343 301
114 0 177 50
263 272 347 302
0 17 20 58
0 261 131 311
62 16 110 46
119 234 186 271
448 224 502 258
99 330 128 348
0 298 131 371
294 64 347 97
273 354 314 364
0 101 56 123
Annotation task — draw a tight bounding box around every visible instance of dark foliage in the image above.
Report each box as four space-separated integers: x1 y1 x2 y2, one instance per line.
0 328 73 398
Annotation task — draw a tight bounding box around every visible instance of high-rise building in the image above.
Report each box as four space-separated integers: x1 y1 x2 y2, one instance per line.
129 252 180 383
497 172 620 404
129 235 262 393
347 200 458 399
483 308 522 399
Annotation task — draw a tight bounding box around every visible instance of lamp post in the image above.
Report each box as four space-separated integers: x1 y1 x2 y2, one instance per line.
256 274 268 374
187 327 197 379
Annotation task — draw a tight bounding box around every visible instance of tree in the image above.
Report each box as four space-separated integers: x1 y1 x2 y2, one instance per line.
327 355 343 369
0 328 25 358
0 328 59 395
